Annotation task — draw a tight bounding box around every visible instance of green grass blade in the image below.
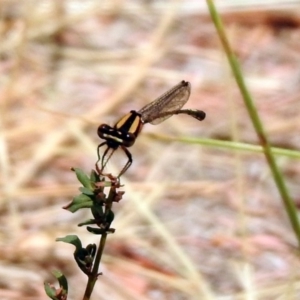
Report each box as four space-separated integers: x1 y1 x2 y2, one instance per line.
206 0 300 246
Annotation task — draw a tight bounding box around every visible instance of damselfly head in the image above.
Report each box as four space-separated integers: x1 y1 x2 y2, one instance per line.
97 124 136 148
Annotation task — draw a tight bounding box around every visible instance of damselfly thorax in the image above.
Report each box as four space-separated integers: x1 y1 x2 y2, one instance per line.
96 80 206 177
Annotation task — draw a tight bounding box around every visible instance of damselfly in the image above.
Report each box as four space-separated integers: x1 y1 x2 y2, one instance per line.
96 80 206 177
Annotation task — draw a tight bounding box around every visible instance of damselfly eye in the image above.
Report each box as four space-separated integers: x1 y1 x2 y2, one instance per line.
97 124 111 137
122 132 136 147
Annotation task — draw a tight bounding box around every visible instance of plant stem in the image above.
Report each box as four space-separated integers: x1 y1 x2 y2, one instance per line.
206 0 300 247
82 233 107 300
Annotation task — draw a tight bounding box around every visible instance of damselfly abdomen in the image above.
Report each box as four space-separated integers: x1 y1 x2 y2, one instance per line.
96 80 206 177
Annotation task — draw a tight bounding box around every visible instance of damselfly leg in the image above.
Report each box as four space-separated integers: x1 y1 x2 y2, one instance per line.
96 142 133 178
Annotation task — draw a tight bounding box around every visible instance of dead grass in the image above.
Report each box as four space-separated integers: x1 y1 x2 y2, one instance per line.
1 1 300 299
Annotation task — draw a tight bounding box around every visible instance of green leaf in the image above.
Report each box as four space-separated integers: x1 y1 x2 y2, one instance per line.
63 194 93 213
87 226 115 234
79 187 94 196
44 270 68 300
44 282 58 300
90 169 101 183
52 270 68 294
56 235 82 251
86 226 106 235
91 203 104 219
106 210 115 224
72 168 92 189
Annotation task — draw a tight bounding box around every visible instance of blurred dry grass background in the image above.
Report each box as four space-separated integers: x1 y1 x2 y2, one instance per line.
1 0 300 299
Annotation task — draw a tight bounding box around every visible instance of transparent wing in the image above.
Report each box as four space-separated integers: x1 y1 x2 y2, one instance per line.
138 80 191 125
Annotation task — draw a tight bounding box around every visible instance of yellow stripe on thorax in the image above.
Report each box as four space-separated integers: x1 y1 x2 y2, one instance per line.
128 115 141 134
115 112 141 135
115 112 132 129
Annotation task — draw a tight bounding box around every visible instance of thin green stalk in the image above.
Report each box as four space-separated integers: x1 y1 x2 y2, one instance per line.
148 133 300 159
206 0 300 246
